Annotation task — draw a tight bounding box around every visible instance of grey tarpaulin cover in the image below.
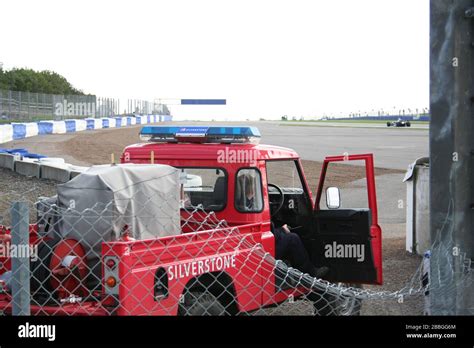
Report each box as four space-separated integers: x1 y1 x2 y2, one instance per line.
56 163 180 258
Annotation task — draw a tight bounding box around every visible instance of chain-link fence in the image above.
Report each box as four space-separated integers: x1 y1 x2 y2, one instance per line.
0 90 168 123
0 164 472 316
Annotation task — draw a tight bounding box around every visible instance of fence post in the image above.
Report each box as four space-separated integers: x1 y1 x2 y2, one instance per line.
430 0 474 314
27 92 30 121
10 201 31 316
8 90 12 117
18 91 22 121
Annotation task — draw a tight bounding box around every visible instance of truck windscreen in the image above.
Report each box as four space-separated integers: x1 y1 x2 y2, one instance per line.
180 168 227 211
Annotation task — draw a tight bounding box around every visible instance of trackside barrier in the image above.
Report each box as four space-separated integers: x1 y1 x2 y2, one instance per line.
0 115 166 145
53 121 67 134
0 125 13 143
0 153 15 170
0 147 89 182
40 162 89 182
14 159 41 178
75 120 87 132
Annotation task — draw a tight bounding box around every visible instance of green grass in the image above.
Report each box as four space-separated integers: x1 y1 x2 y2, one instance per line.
0 115 56 124
282 119 429 125
279 121 429 130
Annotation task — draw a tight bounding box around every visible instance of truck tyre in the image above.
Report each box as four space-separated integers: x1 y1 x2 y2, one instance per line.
312 284 362 316
178 291 227 316
406 121 411 127
386 122 391 127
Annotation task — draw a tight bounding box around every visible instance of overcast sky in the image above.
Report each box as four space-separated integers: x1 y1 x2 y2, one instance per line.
1 0 429 120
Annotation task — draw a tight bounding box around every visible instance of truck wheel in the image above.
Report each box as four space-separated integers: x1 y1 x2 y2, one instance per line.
178 291 226 316
312 284 362 316
386 122 391 127
406 122 411 127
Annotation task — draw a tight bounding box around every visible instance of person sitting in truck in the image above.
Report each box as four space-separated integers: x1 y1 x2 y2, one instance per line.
236 173 328 278
272 223 328 278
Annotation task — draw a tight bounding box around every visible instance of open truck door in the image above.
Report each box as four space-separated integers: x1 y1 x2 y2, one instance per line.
312 154 382 285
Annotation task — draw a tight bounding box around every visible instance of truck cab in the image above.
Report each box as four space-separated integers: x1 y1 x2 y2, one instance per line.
122 126 382 286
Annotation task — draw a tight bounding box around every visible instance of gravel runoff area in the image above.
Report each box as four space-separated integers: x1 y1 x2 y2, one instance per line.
0 124 423 315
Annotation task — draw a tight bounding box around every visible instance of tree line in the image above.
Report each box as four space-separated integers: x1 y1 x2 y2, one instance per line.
0 67 85 95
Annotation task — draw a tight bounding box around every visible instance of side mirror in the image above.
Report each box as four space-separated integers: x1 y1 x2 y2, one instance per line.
326 187 341 209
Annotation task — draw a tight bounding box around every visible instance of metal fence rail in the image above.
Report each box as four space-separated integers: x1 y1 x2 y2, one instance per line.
0 90 168 122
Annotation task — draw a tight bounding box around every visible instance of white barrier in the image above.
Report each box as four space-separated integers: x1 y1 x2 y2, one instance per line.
0 124 13 143
75 119 87 132
38 157 65 164
90 118 103 130
107 118 117 128
53 121 67 134
24 123 39 138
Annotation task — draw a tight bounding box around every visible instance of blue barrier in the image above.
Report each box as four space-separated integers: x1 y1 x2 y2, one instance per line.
12 124 26 140
0 148 46 158
102 119 110 128
38 122 53 135
127 117 132 126
136 117 141 125
23 153 47 159
0 148 26 154
114 117 122 127
65 120 76 133
86 119 95 130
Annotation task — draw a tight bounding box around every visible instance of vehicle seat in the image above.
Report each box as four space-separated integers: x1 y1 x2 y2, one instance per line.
207 176 226 211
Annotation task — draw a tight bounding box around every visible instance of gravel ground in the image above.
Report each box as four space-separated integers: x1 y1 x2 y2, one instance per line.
0 167 56 225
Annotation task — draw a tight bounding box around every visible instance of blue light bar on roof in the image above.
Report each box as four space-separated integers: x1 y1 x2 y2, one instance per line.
140 126 261 144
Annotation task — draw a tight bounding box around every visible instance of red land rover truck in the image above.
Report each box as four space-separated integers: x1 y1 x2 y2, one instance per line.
0 126 382 315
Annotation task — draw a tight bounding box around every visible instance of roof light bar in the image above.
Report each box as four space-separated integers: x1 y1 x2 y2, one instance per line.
140 126 261 144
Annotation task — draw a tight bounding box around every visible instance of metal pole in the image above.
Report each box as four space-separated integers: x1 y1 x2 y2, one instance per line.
11 201 30 315
18 91 22 122
8 90 12 118
430 0 474 315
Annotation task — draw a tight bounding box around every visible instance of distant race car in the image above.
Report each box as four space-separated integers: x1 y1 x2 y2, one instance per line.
387 119 411 127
